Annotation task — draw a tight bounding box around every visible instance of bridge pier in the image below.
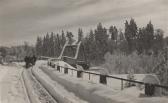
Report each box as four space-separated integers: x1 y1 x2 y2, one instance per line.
100 74 107 84
145 84 155 96
77 70 83 78
57 66 60 72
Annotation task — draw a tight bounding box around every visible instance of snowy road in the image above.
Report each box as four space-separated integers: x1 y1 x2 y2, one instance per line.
0 64 29 103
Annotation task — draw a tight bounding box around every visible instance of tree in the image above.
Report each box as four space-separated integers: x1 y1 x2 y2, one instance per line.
61 30 66 48
136 21 154 54
94 23 109 61
35 36 43 56
145 21 154 52
24 42 30 56
129 18 138 38
152 29 164 55
136 28 144 54
0 47 7 58
42 33 49 56
22 42 35 57
125 20 131 52
118 29 124 41
57 33 61 55
87 29 96 62
88 29 94 42
49 32 55 57
45 33 50 56
124 19 137 53
53 34 58 57
117 29 128 53
109 26 118 41
78 28 83 42
66 31 74 44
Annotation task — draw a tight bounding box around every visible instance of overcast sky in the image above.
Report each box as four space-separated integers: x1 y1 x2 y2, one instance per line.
0 0 168 46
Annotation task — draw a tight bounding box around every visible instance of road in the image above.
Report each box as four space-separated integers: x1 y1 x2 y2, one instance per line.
0 64 29 103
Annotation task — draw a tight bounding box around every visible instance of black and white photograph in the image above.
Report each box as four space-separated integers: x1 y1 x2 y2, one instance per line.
0 0 168 103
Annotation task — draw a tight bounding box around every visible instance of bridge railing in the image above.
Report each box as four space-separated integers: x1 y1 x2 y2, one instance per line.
50 64 168 96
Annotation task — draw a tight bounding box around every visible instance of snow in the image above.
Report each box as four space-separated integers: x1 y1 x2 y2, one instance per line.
0 64 29 103
106 74 146 91
43 61 148 91
35 60 47 67
32 66 88 103
40 65 168 103
68 69 77 77
7 60 167 103
0 65 9 102
22 68 57 103
22 69 41 103
40 66 120 103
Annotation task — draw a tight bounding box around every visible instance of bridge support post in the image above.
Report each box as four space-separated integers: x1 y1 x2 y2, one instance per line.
77 70 82 78
57 66 60 72
89 73 90 80
121 80 124 90
64 68 68 74
145 84 155 96
100 75 107 84
52 64 55 68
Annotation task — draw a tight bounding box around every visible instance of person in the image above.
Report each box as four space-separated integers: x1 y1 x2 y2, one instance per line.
24 56 29 68
27 56 31 67
32 55 37 65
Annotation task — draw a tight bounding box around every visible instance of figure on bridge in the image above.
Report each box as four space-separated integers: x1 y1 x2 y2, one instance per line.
24 55 37 68
24 56 29 68
31 55 37 65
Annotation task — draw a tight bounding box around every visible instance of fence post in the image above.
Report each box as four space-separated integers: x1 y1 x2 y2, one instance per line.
57 66 60 72
52 64 55 68
145 84 155 96
64 68 68 74
89 73 90 80
77 70 83 78
71 69 73 76
121 80 124 90
100 74 107 84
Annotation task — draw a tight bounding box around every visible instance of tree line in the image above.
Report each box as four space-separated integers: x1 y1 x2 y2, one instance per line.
0 42 35 61
35 18 165 65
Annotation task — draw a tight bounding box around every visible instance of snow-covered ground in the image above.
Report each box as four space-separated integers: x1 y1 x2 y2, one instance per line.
22 68 57 103
39 64 168 103
0 64 29 103
1 60 167 103
32 66 88 103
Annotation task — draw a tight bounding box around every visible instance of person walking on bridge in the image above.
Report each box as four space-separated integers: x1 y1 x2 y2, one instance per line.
24 56 29 68
32 55 37 65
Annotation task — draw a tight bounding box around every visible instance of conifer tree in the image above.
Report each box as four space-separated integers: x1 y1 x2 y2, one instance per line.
66 31 74 44
49 32 55 57
61 30 66 48
78 28 83 42
94 23 108 61
124 19 137 53
109 26 118 41
35 36 43 56
145 21 154 51
152 29 164 55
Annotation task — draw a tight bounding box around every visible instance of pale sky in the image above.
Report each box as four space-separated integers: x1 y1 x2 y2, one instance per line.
0 0 168 46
